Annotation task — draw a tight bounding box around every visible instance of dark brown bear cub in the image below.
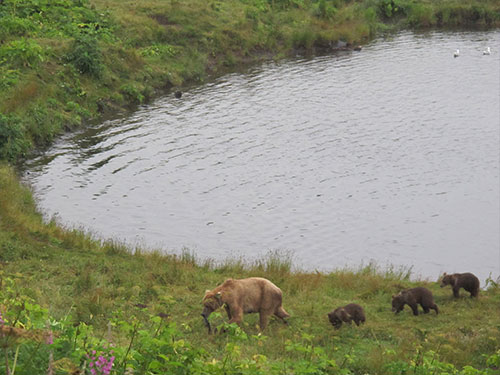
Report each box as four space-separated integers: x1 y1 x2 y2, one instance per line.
392 287 438 316
440 272 480 298
328 303 366 328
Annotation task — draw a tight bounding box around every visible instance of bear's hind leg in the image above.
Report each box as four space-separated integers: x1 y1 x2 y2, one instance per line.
274 306 290 325
259 312 271 331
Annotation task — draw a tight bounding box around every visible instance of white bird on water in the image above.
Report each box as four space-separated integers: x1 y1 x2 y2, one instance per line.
483 47 491 55
454 49 459 58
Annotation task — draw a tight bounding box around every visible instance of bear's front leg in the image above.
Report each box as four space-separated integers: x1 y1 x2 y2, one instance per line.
410 304 419 316
228 307 243 326
259 313 270 331
224 304 232 320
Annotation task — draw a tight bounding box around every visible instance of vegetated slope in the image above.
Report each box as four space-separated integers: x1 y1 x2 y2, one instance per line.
0 0 499 159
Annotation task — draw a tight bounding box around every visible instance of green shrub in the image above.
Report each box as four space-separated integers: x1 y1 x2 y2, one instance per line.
120 83 145 104
0 38 44 67
377 0 405 19
0 114 29 160
0 68 20 90
314 0 337 20
66 34 103 76
140 44 177 58
268 0 305 10
291 28 316 50
434 4 498 27
407 3 435 27
0 16 36 39
364 6 378 23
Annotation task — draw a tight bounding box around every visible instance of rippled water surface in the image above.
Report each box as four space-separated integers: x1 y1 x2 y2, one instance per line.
23 31 500 282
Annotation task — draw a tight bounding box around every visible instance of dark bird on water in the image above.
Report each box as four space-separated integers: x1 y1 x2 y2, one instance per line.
174 91 182 98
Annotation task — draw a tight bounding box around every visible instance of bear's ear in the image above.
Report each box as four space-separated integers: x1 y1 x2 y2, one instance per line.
202 290 211 301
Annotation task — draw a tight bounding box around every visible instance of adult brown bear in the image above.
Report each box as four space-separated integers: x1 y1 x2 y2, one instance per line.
202 277 290 331
440 272 480 298
392 287 439 316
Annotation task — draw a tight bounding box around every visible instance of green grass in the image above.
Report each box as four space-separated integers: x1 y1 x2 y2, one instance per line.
1 163 499 374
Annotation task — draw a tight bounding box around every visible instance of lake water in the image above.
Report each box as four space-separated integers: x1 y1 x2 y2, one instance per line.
22 31 500 284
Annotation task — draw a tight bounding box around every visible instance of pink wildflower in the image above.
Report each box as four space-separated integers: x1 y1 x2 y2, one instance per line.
87 349 115 375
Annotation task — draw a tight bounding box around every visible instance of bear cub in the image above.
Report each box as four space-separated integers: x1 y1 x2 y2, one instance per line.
392 287 438 316
440 272 480 298
328 303 366 328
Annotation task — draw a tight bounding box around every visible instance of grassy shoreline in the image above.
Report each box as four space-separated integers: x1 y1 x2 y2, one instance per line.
1 163 500 374
1 0 500 373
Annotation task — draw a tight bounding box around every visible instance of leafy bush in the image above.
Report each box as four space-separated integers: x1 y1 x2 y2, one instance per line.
363 6 378 22
377 0 405 19
66 34 103 76
0 68 20 90
314 0 338 20
291 28 317 50
0 114 29 160
140 44 177 58
0 0 112 40
0 38 44 67
0 16 36 39
406 3 435 27
268 0 305 10
120 84 145 104
434 4 499 27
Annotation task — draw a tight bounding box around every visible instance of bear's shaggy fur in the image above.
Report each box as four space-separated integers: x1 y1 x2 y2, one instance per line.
327 303 366 329
392 287 438 316
202 277 290 331
440 272 480 298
